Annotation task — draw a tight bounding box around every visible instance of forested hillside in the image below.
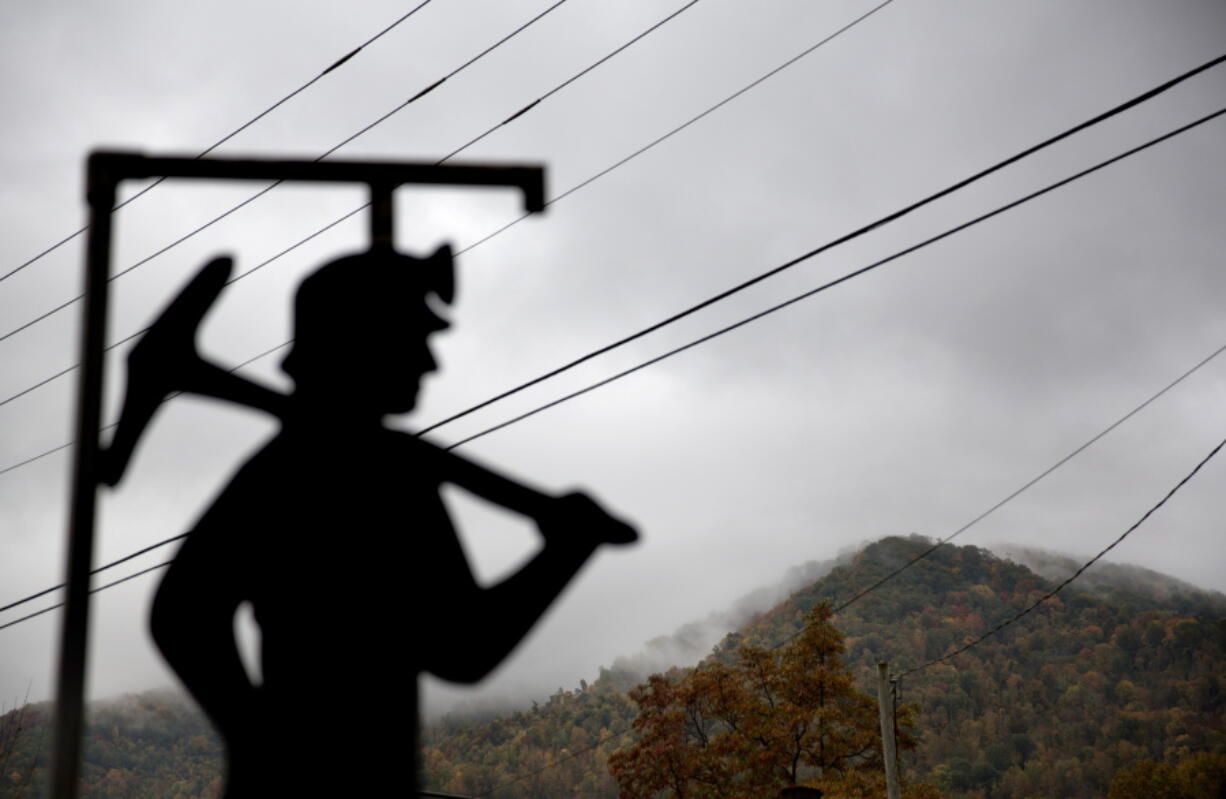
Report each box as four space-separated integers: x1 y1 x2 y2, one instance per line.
2 535 1223 798
422 536 1226 798
0 692 222 798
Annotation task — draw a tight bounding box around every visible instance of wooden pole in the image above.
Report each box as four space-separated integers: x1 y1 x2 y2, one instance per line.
876 662 901 799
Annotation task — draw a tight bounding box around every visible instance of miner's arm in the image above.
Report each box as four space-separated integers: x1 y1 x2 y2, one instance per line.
413 438 636 683
423 440 635 543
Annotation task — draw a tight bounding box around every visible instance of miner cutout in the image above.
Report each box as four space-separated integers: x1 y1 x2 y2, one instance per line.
103 241 637 796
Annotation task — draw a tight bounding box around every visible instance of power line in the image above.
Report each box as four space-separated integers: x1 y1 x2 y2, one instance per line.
5 43 1219 429
439 104 1226 451
0 0 436 286
0 346 293 619
0 339 291 481
0 102 1221 612
0 0 709 446
13 93 1205 625
828 349 1226 615
420 118 1226 781
895 432 1226 679
0 440 75 481
8 331 1222 629
451 0 896 257
302 0 577 166
0 0 889 416
416 49 1226 433
0 534 188 615
1 98 1222 488
0 0 580 347
754 338 1226 651
0 205 359 414
1 63 1222 630
0 561 173 633
438 0 703 161
0 340 293 618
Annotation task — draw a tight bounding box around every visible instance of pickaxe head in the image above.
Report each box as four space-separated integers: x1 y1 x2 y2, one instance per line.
100 257 234 486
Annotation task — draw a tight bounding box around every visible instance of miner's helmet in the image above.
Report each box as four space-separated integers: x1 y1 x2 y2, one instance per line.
281 244 454 405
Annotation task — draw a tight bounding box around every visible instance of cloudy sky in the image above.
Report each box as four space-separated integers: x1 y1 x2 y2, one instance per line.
0 0 1224 718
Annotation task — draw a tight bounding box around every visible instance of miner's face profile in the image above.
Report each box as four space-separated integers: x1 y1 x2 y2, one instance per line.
281 247 453 415
366 303 449 414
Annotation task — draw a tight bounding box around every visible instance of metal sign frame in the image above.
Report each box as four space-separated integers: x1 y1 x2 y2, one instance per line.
50 151 545 799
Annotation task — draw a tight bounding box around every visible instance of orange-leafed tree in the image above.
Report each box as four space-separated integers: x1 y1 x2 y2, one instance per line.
609 603 926 799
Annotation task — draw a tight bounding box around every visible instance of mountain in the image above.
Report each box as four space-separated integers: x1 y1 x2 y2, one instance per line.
1 535 1222 798
421 535 1226 798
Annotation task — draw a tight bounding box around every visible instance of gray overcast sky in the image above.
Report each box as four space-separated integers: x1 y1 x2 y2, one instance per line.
0 0 1224 716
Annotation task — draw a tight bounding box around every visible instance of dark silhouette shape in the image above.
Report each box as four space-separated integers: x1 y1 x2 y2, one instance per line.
111 247 636 796
778 788 824 799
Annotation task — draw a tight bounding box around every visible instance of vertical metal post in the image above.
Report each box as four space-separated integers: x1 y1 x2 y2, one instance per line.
370 182 394 249
49 158 116 799
876 662 901 799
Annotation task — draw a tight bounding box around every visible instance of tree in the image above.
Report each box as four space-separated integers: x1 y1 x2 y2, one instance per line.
1108 752 1226 799
609 603 925 799
0 696 39 796
1107 759 1179 799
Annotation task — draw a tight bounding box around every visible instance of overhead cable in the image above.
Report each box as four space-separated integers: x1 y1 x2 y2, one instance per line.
418 50 1226 434
3 44 1219 422
0 347 291 619
0 0 581 347
829 353 1226 615
0 561 173 633
8 334 1222 628
0 0 436 285
0 205 359 413
1 99 1223 483
2 93 1224 640
756 338 1226 651
439 105 1226 450
0 0 887 414
0 341 292 480
453 0 892 255
895 432 1226 679
0 534 188 615
438 0 703 160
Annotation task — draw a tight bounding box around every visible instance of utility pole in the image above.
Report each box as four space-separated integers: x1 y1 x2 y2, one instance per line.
876 662 902 799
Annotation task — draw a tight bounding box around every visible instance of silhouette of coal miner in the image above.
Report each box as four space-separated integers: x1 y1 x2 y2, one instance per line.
133 245 637 796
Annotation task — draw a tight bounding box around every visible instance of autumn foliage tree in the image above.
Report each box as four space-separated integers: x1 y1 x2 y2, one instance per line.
1106 751 1226 799
608 603 926 798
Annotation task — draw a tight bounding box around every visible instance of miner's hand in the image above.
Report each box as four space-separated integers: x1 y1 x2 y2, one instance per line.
540 491 638 548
